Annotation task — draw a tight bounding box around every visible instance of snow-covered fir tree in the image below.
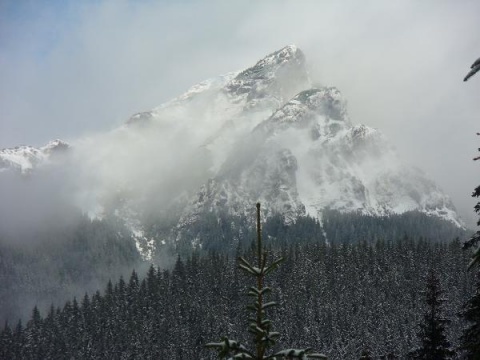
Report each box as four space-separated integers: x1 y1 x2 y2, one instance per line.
460 89 480 356
409 270 454 359
460 271 480 358
206 203 326 359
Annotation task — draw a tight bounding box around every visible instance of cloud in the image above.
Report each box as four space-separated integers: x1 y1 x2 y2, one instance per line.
1 0 480 224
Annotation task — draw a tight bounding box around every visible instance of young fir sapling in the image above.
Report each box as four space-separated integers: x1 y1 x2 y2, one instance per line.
206 203 327 360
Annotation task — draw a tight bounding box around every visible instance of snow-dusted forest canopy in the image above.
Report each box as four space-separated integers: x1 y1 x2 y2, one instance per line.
0 216 474 359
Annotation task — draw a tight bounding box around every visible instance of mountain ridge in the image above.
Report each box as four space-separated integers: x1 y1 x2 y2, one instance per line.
0 139 69 174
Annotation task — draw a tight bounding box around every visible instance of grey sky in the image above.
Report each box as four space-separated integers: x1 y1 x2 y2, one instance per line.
1 0 480 224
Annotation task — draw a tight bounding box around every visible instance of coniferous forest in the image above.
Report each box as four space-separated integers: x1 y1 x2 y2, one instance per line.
0 231 475 359
0 209 466 325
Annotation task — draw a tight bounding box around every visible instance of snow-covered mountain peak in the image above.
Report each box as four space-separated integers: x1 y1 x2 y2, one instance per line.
0 139 70 174
234 44 305 81
169 43 461 231
223 45 310 111
0 46 464 259
115 46 464 242
127 45 310 132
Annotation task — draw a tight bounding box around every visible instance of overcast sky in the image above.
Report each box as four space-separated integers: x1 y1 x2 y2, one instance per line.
1 0 480 224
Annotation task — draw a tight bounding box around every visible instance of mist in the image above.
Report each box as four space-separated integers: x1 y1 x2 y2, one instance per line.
69 115 215 220
1 0 480 226
0 159 79 243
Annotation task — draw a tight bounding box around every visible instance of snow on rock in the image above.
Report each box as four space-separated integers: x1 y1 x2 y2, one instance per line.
0 139 69 174
129 223 156 261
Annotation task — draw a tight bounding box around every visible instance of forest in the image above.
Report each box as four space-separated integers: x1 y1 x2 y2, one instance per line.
0 209 466 325
0 230 475 359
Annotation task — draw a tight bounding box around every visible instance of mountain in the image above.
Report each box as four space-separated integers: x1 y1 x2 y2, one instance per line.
0 45 462 258
180 91 458 226
163 47 461 232
0 139 69 174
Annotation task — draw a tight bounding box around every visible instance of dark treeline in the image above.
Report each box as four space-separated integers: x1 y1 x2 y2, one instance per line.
170 209 467 257
0 237 473 359
321 209 467 245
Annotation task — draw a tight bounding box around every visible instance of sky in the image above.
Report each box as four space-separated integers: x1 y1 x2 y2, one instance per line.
1 0 480 224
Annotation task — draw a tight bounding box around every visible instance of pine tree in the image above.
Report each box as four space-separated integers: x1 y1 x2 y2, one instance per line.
464 181 480 269
460 124 480 358
464 57 480 82
460 270 480 358
0 321 14 360
207 203 327 359
24 305 45 359
12 320 24 359
409 270 454 359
